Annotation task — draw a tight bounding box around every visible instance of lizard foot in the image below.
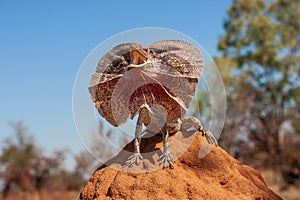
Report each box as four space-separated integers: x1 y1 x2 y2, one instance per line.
126 152 143 166
201 129 218 146
158 150 174 169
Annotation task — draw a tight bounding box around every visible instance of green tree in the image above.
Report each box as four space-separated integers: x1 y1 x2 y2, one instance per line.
218 0 300 185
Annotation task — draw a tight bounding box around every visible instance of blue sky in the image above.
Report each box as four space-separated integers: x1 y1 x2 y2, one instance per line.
0 1 232 167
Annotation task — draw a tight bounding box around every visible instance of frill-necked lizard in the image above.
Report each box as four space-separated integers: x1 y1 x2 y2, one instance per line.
89 40 217 169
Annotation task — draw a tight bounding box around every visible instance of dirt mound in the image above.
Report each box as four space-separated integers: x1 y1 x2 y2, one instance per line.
79 130 282 200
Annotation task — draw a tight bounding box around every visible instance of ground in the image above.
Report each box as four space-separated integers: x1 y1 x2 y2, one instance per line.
79 130 282 200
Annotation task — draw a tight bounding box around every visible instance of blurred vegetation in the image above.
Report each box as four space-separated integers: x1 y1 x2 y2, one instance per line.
0 118 126 200
215 0 300 190
0 121 97 199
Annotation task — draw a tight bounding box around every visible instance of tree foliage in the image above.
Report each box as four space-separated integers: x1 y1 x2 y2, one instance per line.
0 121 67 196
0 121 38 194
0 121 99 198
218 0 300 186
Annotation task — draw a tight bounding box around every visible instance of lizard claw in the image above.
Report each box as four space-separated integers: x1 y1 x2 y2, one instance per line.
158 150 174 169
181 116 218 146
126 152 143 166
202 129 218 146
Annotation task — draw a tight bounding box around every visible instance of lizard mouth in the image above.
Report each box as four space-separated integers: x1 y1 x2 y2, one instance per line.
128 46 153 70
128 60 153 70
